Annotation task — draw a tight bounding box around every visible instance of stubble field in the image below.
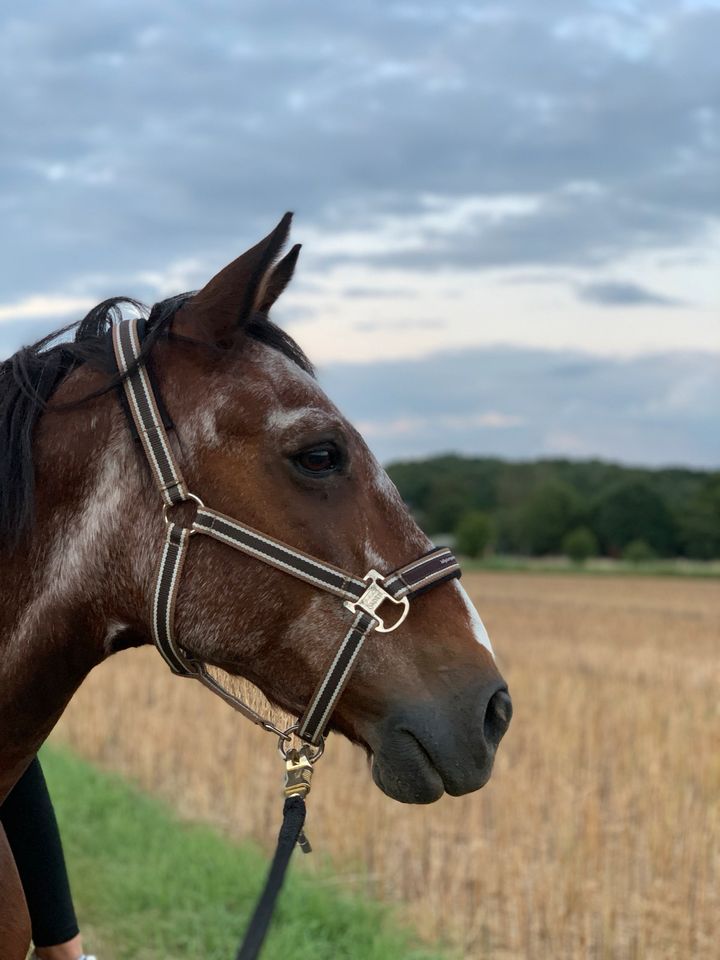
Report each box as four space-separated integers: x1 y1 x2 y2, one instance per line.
53 573 720 959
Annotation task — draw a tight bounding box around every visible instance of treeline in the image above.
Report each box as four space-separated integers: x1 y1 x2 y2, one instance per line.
386 455 720 560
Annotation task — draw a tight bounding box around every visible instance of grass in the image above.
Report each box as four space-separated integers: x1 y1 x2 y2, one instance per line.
53 572 720 958
40 746 448 960
462 554 720 578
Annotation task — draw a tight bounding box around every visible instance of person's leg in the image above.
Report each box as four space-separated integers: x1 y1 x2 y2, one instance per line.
0 757 89 959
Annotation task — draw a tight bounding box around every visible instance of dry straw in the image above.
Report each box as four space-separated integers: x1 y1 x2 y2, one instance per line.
54 573 720 959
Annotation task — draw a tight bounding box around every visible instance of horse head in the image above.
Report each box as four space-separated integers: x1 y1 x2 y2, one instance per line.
2 214 511 805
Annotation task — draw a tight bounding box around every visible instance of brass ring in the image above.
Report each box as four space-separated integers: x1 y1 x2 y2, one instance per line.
277 724 325 763
162 492 205 531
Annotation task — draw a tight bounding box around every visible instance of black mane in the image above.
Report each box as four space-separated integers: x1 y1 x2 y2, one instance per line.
0 294 313 547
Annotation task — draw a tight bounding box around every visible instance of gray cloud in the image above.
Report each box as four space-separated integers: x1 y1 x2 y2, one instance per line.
343 286 418 299
352 317 440 331
1 2 717 472
323 186 706 273
319 346 719 468
0 1 718 301
576 280 685 307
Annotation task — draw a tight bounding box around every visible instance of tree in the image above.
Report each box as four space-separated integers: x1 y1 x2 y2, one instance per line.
623 539 656 564
562 526 598 565
386 454 715 560
678 480 720 559
593 480 676 557
387 456 500 535
493 506 525 554
521 481 581 555
455 511 493 558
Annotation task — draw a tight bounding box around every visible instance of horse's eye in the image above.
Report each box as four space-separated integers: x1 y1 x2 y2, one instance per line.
293 443 342 477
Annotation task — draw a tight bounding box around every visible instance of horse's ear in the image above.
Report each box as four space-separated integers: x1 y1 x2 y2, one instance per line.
173 212 298 344
256 242 301 314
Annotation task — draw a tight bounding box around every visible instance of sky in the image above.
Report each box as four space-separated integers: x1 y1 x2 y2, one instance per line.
0 1 718 467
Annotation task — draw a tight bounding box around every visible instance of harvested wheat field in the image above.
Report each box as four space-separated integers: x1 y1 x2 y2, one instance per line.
53 573 720 959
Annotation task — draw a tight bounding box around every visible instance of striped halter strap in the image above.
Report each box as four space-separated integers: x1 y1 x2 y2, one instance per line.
112 316 461 748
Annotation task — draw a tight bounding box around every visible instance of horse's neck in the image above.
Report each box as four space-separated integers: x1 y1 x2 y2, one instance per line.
0 444 136 799
0 379 153 799
0 548 107 800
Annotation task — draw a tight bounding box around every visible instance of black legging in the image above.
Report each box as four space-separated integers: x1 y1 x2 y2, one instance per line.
0 756 80 948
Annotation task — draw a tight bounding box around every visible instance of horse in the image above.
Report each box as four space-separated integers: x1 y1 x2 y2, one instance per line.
0 213 512 957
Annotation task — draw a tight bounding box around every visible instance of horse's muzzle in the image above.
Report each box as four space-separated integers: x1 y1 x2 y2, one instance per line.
367 681 512 804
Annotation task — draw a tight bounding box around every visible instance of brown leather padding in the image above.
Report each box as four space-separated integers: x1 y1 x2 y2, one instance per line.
0 823 31 960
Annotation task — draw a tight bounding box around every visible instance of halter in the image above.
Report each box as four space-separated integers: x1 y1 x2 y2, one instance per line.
112 316 462 749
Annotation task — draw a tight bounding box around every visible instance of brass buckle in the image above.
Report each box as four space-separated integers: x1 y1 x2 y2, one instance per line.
343 570 410 633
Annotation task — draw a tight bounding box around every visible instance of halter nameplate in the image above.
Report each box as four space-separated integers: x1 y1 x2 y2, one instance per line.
113 315 461 745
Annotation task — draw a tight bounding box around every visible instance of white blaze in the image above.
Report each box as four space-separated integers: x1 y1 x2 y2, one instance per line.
454 581 494 657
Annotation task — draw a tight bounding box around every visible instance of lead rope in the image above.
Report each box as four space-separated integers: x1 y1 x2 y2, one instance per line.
111 315 463 959
237 742 317 960
236 796 307 960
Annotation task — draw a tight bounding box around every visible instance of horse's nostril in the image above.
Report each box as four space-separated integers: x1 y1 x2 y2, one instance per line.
484 689 513 747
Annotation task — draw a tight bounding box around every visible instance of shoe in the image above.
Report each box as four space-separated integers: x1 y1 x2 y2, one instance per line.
31 955 97 960
81 956 98 960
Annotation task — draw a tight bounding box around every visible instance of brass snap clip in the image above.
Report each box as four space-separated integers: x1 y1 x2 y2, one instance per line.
277 724 324 801
278 726 322 855
283 747 314 800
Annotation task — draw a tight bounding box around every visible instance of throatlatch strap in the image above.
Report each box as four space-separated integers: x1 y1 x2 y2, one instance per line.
112 317 188 505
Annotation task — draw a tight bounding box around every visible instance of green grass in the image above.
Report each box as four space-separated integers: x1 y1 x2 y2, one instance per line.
41 746 449 960
462 554 720 578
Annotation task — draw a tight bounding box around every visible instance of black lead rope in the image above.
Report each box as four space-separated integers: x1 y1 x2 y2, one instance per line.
236 796 307 960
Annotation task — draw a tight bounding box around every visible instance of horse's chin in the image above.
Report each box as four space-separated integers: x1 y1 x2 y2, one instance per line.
369 736 495 804
370 745 446 804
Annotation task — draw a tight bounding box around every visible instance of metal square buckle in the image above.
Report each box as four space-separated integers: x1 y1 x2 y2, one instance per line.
343 570 410 633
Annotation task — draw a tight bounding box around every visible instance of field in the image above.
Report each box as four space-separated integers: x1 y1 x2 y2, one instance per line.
52 573 720 959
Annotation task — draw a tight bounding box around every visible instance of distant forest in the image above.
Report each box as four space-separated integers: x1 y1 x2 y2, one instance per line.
386 456 720 560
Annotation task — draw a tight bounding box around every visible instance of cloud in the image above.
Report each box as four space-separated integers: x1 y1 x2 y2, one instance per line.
342 286 418 299
319 345 719 468
314 186 707 272
1 2 717 471
0 0 717 301
576 280 685 307
0 294 94 325
357 410 525 438
352 317 441 332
